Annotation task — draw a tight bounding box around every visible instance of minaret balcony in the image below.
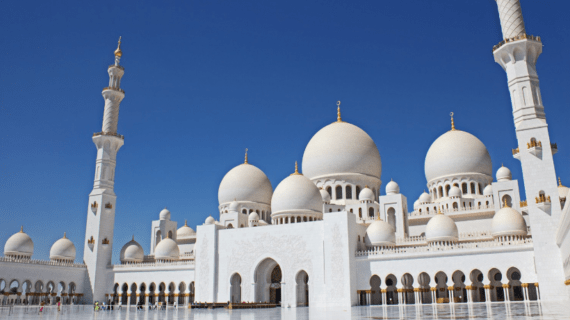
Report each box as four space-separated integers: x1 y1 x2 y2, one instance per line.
551 143 558 155
93 131 124 140
492 34 541 53
527 140 542 158
535 194 551 211
512 147 520 160
102 86 125 94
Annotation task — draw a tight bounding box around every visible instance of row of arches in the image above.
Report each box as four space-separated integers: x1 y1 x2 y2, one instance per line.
358 267 537 306
272 215 319 225
0 279 79 306
430 182 486 200
230 258 310 307
324 185 377 201
417 200 492 215
111 281 195 307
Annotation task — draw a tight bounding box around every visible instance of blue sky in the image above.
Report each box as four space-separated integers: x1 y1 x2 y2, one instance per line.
1 0 569 263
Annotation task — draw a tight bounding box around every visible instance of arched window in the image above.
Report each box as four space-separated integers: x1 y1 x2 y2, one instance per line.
470 182 476 194
168 230 173 238
453 202 458 209
426 207 430 213
358 235 360 242
349 209 353 213
335 186 343 200
462 183 468 194
368 207 374 218
156 231 161 246
438 186 443 198
387 207 396 230
502 194 512 207
358 208 362 218
242 209 247 214
433 188 437 199
227 224 233 229
453 183 459 187
326 186 332 197
478 184 483 195
329 208 332 212
346 186 353 199
445 185 451 197
356 186 361 199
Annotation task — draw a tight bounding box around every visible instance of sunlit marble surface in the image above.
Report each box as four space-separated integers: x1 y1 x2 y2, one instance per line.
1 302 569 319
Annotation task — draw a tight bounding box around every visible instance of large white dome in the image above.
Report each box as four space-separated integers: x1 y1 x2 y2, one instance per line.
49 233 76 262
425 130 492 183
365 220 396 247
271 171 323 215
120 237 144 263
302 121 381 180
425 213 459 243
491 206 527 237
154 237 179 261
4 227 33 258
218 163 273 206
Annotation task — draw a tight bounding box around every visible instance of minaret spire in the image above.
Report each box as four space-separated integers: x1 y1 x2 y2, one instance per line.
493 1 568 301
336 101 342 122
244 148 248 164
83 39 126 303
450 112 455 131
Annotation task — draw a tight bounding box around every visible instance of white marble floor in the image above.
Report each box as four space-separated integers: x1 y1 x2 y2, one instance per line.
1 302 568 320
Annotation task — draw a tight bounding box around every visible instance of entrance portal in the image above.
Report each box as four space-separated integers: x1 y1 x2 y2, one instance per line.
254 258 282 305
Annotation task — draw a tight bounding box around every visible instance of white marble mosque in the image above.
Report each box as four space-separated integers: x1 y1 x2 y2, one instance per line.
1 0 570 310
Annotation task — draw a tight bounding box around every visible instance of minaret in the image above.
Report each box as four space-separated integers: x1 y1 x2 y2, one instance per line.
492 0 567 301
82 38 126 303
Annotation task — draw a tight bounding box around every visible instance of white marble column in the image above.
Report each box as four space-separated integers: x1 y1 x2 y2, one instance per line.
535 283 540 300
522 284 529 301
382 289 387 305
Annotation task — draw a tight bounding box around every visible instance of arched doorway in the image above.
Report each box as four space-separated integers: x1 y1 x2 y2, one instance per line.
295 270 309 306
230 273 242 303
254 258 282 304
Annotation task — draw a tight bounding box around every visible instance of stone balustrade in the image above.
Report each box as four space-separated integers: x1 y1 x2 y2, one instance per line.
0 257 86 268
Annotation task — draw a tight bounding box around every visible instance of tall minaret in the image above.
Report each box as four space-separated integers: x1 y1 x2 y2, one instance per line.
493 0 567 301
82 38 126 303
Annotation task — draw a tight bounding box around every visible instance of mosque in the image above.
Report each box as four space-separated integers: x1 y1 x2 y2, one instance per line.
1 0 570 309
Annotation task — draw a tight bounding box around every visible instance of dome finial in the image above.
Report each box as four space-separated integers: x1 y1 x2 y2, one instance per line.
291 161 302 175
114 36 122 57
450 112 455 131
503 198 510 208
63 232 67 239
437 208 443 215
184 220 188 226
20 226 23 233
559 177 563 187
132 235 135 241
337 101 342 122
244 148 248 164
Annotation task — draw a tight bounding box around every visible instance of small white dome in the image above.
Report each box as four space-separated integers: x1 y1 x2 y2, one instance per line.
496 166 512 182
249 211 259 221
365 220 396 247
154 237 179 261
319 188 331 203
205 216 215 225
159 208 171 220
449 186 462 198
413 199 420 210
425 130 492 183
4 227 33 258
177 221 196 239
385 180 400 195
419 191 431 204
425 213 459 243
120 237 144 263
302 121 382 180
271 171 322 215
49 233 76 261
484 185 493 196
218 163 273 206
228 200 239 212
359 186 375 202
491 206 527 237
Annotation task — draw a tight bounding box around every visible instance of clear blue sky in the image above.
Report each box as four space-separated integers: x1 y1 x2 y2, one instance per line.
1 0 569 263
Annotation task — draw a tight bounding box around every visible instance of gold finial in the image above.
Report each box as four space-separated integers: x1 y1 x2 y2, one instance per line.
291 161 302 175
450 112 455 131
437 208 443 215
559 177 563 187
184 220 188 226
503 198 510 208
244 148 248 164
19 226 23 233
114 36 122 57
365 185 369 188
337 101 342 122
63 232 67 239
132 235 135 241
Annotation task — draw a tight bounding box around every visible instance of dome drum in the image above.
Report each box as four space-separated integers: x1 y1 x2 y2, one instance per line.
428 176 492 201
316 178 380 204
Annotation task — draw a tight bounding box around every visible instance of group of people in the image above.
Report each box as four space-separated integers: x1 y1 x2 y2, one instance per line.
93 300 179 311
38 300 62 313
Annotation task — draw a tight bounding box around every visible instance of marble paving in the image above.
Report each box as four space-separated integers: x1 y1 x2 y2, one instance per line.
1 302 569 320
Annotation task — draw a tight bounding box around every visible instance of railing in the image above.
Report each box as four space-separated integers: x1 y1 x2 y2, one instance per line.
527 140 542 149
112 260 195 269
410 205 494 217
109 65 125 70
493 34 541 52
102 86 125 93
520 200 527 207
536 194 551 204
0 257 86 268
512 148 520 155
551 143 558 150
93 131 124 140
356 237 533 258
